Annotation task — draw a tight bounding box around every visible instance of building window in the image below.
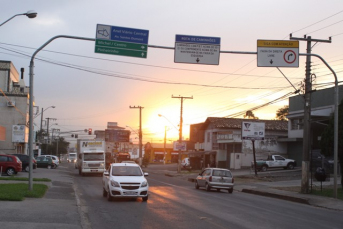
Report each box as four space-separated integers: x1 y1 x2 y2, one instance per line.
207 132 211 142
291 118 304 130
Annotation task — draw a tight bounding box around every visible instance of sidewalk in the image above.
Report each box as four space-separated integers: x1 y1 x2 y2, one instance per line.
0 164 82 229
144 166 343 212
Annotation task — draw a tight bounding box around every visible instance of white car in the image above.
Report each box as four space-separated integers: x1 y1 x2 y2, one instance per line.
102 163 149 201
41 155 59 167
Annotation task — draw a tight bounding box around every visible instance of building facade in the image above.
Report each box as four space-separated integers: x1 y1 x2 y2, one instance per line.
190 118 288 169
0 61 31 154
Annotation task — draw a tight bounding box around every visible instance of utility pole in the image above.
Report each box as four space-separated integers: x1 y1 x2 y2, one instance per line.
290 34 331 194
172 95 193 173
129 106 144 166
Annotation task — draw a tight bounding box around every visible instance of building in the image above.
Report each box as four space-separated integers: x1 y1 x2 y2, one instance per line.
285 85 343 163
190 117 288 169
0 61 31 154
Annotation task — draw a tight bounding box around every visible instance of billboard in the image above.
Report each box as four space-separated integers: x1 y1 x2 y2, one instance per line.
241 122 265 140
105 129 130 142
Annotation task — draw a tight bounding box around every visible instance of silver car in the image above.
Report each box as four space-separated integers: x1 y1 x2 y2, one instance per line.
195 168 234 193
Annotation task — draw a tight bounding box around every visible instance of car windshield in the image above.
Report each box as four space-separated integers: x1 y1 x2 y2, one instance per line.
84 153 104 161
112 166 142 176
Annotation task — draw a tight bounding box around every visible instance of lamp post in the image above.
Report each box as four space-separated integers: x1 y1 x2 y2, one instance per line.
0 10 37 27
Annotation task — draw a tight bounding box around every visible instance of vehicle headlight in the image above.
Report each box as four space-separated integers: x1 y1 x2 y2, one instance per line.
110 180 120 187
141 180 148 187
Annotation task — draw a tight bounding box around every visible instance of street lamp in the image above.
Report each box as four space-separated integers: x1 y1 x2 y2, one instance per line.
39 106 56 133
0 10 38 27
158 114 178 131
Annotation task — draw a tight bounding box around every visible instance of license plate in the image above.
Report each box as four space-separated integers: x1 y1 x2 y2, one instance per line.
125 191 136 195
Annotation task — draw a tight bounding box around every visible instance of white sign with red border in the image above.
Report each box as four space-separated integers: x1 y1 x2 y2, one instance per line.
257 40 299 67
241 121 265 140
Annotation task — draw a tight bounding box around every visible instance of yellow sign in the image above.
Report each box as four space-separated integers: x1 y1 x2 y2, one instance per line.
257 40 299 48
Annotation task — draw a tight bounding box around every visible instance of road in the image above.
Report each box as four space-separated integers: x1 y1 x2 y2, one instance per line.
70 163 343 229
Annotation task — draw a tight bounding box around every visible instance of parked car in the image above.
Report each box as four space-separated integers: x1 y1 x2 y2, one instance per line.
0 154 22 176
36 156 57 169
12 154 37 172
41 155 59 167
251 155 296 172
195 168 234 193
102 163 149 201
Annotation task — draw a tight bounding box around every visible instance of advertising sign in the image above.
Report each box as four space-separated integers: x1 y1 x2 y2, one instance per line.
105 129 130 142
241 122 265 140
173 141 187 151
12 125 28 143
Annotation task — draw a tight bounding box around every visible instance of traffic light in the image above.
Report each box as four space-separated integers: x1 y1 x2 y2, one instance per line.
88 128 92 135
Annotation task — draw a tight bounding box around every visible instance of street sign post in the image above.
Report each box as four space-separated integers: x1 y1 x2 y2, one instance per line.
174 34 220 65
257 40 299 67
95 24 149 58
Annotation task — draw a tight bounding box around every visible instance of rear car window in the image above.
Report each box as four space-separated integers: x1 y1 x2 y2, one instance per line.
212 170 232 177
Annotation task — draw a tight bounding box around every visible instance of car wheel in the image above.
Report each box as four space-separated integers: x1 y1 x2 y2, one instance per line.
103 188 107 197
53 164 57 169
142 196 148 201
205 183 211 192
195 181 199 189
24 165 30 172
47 165 52 169
107 188 112 201
261 165 267 172
228 189 233 194
6 168 15 176
287 163 295 170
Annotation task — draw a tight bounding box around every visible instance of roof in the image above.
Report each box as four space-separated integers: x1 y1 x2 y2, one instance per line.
201 117 288 131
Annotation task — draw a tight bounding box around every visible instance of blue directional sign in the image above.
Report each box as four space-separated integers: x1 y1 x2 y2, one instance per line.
175 34 221 65
95 24 149 58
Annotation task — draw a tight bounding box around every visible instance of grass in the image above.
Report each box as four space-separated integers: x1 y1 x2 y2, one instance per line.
311 187 343 200
0 183 48 201
0 177 51 182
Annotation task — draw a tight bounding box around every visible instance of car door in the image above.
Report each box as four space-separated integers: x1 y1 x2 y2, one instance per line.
274 156 286 167
198 169 210 186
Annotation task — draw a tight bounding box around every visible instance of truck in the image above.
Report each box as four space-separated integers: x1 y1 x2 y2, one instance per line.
67 152 77 163
76 139 106 176
251 155 296 172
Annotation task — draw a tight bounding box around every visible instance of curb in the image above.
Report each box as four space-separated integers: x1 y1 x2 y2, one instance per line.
241 188 309 205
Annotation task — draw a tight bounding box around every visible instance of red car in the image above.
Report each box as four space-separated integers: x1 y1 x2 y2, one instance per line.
0 154 22 176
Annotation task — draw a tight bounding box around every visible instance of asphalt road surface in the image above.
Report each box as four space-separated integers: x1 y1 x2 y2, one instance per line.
70 163 343 229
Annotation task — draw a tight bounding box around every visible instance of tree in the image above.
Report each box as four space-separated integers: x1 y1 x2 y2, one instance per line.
276 105 289 121
43 137 69 158
320 100 343 189
244 110 258 119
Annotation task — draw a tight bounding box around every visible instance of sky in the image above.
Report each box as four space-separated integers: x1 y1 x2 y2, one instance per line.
1 0 342 144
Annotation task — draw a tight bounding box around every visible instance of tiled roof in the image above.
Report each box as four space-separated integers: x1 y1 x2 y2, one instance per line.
202 117 288 131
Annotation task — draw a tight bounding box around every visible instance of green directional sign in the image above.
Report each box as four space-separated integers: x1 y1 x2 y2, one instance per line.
95 46 147 58
95 24 149 58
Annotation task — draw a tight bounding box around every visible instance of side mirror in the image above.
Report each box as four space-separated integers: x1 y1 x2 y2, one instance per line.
103 171 109 176
144 173 149 176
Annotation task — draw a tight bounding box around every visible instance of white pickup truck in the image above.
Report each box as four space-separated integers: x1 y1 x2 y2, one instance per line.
251 155 296 172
